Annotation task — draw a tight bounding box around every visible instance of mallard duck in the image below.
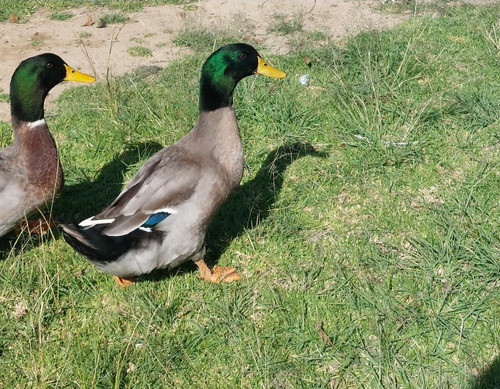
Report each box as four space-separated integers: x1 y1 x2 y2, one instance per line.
0 53 95 237
60 43 286 286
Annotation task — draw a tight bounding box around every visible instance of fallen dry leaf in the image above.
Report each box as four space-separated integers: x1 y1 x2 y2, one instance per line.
13 302 28 319
304 55 311 67
126 362 137 373
82 15 94 26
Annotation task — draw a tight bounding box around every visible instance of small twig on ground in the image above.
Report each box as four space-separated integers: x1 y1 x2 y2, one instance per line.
317 321 334 347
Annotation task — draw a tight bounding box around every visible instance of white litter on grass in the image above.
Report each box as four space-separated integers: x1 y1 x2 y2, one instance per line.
299 74 310 86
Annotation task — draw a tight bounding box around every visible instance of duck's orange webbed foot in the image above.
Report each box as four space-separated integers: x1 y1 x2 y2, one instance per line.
114 276 135 287
195 258 241 283
14 218 55 236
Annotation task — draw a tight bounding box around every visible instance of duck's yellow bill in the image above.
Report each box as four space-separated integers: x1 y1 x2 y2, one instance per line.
256 56 286 79
64 64 96 83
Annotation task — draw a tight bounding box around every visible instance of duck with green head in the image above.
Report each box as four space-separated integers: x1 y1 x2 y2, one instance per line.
0 53 95 237
60 43 286 286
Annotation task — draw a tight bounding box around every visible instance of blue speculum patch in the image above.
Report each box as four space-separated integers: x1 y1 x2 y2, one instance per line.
142 212 170 228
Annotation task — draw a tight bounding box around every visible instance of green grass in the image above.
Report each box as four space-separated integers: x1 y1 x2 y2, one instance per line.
268 13 304 35
1 2 500 388
0 0 195 22
173 14 256 51
79 31 92 39
98 12 129 25
30 39 43 47
49 11 72 21
127 46 153 57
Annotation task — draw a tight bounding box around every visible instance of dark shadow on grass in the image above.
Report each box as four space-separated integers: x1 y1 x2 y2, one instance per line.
469 355 500 389
53 141 163 223
145 142 327 282
0 142 162 259
205 142 327 265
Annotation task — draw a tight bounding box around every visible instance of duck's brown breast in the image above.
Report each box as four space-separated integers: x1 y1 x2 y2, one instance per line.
16 120 64 201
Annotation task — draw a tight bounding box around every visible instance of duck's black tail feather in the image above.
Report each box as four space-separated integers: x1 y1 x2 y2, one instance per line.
59 223 136 263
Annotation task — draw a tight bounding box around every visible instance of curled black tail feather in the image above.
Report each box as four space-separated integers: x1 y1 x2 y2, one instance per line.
60 222 165 265
60 223 136 263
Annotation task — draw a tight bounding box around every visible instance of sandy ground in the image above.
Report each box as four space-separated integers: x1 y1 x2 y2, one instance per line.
0 0 412 122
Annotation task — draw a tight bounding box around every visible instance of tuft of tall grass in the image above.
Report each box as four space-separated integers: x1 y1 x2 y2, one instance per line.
0 0 195 21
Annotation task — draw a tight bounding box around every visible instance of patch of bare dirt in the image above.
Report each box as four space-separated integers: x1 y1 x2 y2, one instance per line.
0 0 410 122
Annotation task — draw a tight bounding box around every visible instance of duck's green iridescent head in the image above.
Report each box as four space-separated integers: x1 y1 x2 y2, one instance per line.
10 53 95 123
199 43 286 112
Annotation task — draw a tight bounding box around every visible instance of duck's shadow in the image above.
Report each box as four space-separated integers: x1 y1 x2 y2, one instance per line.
0 142 162 258
147 142 327 282
469 354 500 389
53 142 163 223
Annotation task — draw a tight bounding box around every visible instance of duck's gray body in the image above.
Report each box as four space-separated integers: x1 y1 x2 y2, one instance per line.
60 43 286 281
61 108 244 277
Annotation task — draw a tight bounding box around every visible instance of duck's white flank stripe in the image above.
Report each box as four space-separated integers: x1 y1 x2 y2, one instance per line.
28 119 46 128
155 207 178 214
79 216 115 227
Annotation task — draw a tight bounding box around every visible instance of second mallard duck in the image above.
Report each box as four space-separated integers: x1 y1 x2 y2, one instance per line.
0 54 95 237
60 43 286 286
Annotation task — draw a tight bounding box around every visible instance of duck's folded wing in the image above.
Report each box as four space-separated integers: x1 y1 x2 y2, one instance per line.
84 153 202 237
0 169 25 209
0 154 19 195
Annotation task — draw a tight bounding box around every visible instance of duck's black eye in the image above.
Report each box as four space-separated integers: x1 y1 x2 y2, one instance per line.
238 52 247 60
46 62 53 69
